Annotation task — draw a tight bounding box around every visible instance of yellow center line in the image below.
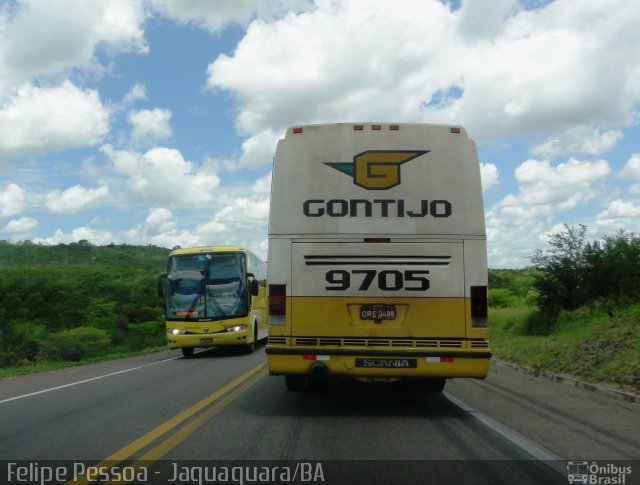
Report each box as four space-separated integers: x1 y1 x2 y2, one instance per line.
68 361 267 485
140 367 267 461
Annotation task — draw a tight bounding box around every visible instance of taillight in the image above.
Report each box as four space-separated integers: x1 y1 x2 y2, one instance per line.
471 286 488 328
269 284 286 325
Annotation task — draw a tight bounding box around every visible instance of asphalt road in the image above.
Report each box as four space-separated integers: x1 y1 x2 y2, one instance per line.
0 345 638 485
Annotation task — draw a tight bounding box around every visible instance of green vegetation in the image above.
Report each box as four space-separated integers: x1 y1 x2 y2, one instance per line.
529 225 640 334
489 226 640 393
0 240 169 372
2 228 638 394
490 304 640 391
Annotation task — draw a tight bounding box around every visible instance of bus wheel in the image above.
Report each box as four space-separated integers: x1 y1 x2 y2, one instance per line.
422 378 446 392
285 375 306 391
181 347 195 358
244 324 257 353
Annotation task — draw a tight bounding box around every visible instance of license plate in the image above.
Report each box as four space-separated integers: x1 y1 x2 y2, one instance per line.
360 304 396 321
355 358 417 368
200 338 213 344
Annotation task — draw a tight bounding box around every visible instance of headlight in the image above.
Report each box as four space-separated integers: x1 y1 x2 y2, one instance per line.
167 328 186 335
225 325 247 333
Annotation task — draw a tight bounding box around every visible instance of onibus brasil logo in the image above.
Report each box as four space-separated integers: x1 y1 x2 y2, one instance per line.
325 150 428 190
567 461 633 484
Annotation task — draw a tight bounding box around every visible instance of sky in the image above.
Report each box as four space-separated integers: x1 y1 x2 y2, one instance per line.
1 0 639 268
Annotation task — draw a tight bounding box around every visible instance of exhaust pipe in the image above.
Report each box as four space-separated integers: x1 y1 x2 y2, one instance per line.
310 362 328 376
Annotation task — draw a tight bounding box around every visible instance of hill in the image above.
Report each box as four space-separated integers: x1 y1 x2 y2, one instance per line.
0 240 169 369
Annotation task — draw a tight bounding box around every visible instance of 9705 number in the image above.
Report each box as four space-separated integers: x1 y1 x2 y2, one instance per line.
325 270 430 291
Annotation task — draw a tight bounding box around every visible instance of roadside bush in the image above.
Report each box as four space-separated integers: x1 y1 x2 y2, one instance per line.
522 310 556 336
41 326 110 361
529 225 640 334
488 288 519 308
0 321 47 363
123 321 165 351
0 351 18 367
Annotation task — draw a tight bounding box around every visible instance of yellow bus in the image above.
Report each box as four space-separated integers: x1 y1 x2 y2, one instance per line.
158 246 267 357
266 123 490 391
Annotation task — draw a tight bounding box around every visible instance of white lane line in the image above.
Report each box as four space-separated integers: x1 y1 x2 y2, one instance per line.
0 355 182 404
444 391 567 477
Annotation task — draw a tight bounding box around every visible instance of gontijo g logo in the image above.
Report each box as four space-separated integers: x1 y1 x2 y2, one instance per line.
325 150 428 190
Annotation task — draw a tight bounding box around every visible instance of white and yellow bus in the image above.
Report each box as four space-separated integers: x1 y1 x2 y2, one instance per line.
266 123 490 391
158 246 267 357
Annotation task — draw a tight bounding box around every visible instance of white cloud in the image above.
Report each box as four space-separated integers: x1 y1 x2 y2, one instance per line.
484 157 613 267
194 218 227 237
118 207 198 248
123 83 148 104
145 207 176 235
252 171 272 195
188 193 270 240
149 0 313 33
44 185 110 214
532 126 624 158
101 144 220 207
3 216 38 236
480 163 499 192
439 0 640 139
485 206 549 268
0 183 27 218
0 0 147 94
122 207 201 248
0 81 110 157
620 153 640 179
206 0 640 164
512 158 611 210
33 227 115 246
238 129 280 169
594 199 640 234
128 108 172 146
202 155 238 173
597 199 640 219
191 193 270 253
207 0 456 136
456 0 516 41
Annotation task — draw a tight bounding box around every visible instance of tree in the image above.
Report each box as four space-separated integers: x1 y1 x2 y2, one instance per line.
526 224 588 334
583 231 640 305
527 225 640 334
530 224 588 314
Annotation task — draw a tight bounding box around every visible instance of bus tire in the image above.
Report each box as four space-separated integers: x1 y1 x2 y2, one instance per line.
244 323 257 353
181 347 195 358
422 377 446 392
285 375 306 391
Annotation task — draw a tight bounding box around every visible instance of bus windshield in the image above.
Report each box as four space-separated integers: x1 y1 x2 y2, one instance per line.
166 252 247 320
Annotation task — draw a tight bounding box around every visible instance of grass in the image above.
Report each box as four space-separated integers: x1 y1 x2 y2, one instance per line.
0 346 166 379
3 304 639 394
489 303 640 393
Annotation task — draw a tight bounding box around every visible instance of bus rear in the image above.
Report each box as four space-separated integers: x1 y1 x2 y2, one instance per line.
266 123 490 391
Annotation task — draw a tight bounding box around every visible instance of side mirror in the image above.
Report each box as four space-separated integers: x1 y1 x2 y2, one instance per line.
157 273 167 298
251 279 260 296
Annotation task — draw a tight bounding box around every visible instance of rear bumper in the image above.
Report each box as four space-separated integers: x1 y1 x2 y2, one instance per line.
266 346 491 378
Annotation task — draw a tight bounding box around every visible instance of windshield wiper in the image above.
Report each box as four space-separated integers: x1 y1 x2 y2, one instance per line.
207 292 226 317
185 292 203 317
